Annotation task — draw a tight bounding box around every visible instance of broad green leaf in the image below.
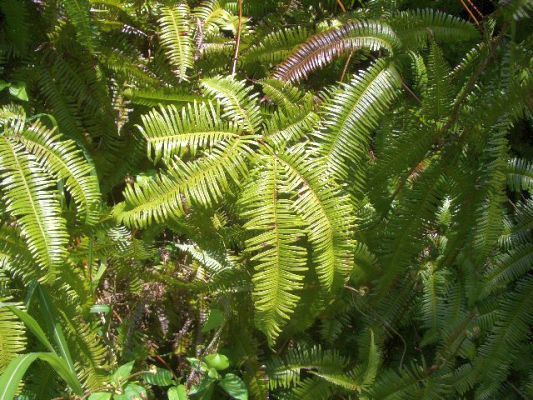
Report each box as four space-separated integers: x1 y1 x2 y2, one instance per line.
0 303 55 353
8 83 28 101
204 354 229 371
112 360 135 386
88 393 112 400
36 286 76 375
90 304 111 314
0 352 83 400
219 373 248 400
201 308 225 333
168 385 188 400
143 367 175 386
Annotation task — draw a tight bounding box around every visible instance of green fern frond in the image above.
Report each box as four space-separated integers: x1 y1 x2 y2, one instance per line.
240 154 308 345
267 345 349 389
273 21 399 83
244 27 310 66
259 79 312 112
316 60 401 183
277 146 355 288
471 276 533 398
0 138 68 280
14 119 101 225
159 4 194 80
0 303 26 374
62 0 97 52
201 76 262 132
506 157 532 193
264 108 319 149
115 136 255 228
138 102 242 162
389 9 479 49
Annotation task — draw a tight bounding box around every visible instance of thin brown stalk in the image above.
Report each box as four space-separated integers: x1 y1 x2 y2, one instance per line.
231 0 243 75
336 0 347 12
339 51 354 82
459 0 480 25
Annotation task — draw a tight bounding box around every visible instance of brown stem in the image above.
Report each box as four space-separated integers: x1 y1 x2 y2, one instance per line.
339 51 354 82
336 0 347 12
231 0 243 75
459 0 480 25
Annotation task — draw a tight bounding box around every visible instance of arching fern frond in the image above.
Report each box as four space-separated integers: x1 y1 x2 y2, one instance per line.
388 8 479 49
316 60 401 183
264 108 319 149
506 157 532 193
0 303 26 374
273 21 399 83
15 119 101 225
115 136 255 228
244 27 310 66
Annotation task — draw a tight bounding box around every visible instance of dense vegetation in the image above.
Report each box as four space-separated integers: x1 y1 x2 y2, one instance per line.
0 0 531 399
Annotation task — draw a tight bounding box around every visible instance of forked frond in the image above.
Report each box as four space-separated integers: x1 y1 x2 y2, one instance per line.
276 146 354 288
240 154 308 345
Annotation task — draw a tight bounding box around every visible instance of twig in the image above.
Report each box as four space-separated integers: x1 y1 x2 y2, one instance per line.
466 0 484 18
231 0 243 75
340 51 354 82
336 0 347 12
459 0 480 25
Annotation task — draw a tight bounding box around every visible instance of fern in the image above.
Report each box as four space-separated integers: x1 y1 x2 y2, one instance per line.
159 4 194 80
273 21 399 82
0 138 68 280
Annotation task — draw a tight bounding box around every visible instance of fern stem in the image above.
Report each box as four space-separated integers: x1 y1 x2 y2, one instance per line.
231 0 243 75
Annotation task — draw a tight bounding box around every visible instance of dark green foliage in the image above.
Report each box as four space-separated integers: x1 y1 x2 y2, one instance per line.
0 1 531 399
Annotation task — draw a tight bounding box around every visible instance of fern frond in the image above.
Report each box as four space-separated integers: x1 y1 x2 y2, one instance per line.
0 138 68 280
316 60 401 183
259 79 312 112
159 4 194 80
389 9 479 49
201 76 262 132
471 276 533 398
14 119 101 225
240 154 308 345
273 21 399 83
0 303 26 374
267 345 349 389
506 157 533 193
265 108 319 149
244 27 310 66
138 102 242 162
277 146 354 288
62 0 97 52
115 136 255 228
